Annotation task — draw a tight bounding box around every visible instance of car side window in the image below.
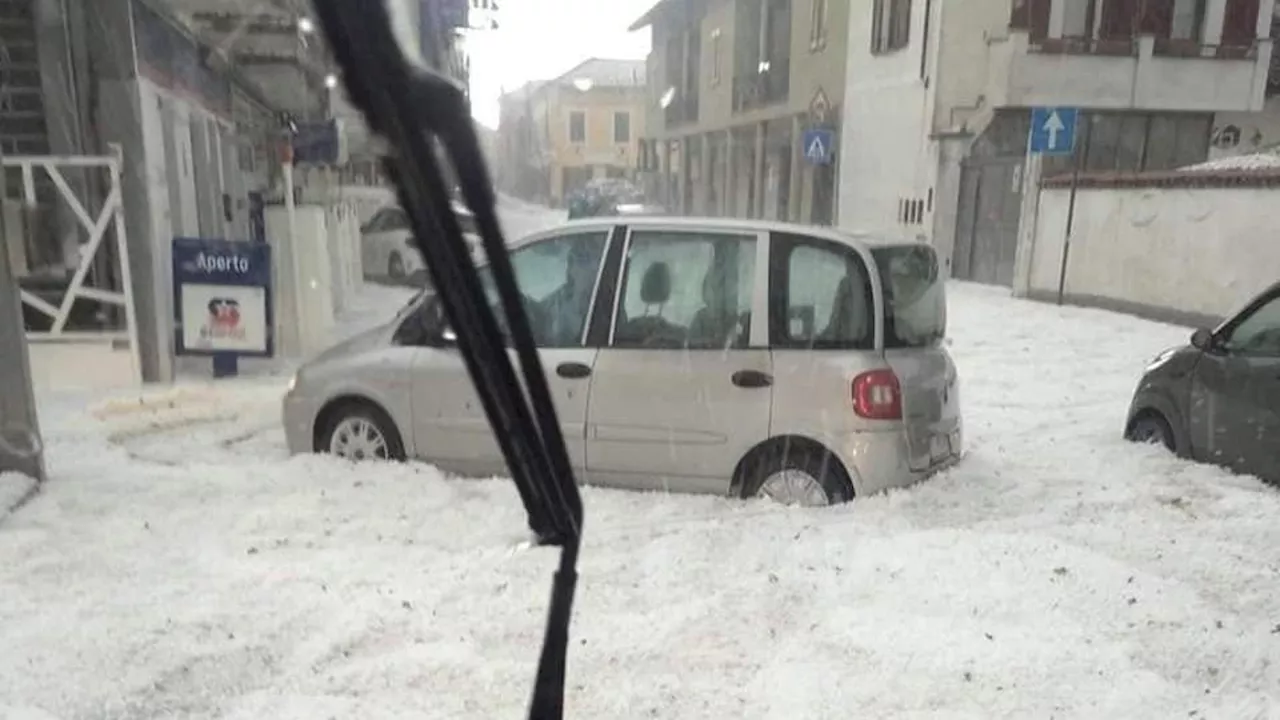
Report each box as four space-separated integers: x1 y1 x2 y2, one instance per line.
385 209 411 232
770 233 874 350
362 210 387 233
1223 293 1280 357
611 230 755 349
478 231 609 347
392 295 439 346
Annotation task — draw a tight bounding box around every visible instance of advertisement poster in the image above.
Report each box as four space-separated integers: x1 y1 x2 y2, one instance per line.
179 283 268 353
172 236 273 358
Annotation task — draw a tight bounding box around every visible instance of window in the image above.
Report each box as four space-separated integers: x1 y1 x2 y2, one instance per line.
1223 293 1280 356
1170 0 1207 40
710 29 722 84
479 231 608 347
612 230 756 349
1221 0 1261 46
568 111 586 143
871 0 911 54
810 0 829 49
613 112 630 143
870 244 945 348
771 233 874 349
1062 0 1095 37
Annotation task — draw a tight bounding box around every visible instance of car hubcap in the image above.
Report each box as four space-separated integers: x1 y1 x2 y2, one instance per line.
1134 420 1167 447
758 469 829 507
329 417 389 461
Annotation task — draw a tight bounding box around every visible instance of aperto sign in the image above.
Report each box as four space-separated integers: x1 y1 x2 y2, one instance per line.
172 237 273 358
191 251 251 274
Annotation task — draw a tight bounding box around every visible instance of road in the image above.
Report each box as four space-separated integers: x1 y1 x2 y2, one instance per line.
2 262 1278 718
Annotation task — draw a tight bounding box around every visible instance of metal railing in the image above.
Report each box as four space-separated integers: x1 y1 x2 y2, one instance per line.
10 146 141 384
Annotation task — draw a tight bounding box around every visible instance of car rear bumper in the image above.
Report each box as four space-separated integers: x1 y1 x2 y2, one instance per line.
826 424 963 497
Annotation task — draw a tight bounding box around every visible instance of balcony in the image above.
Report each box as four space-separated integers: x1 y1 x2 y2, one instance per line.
984 30 1273 113
732 57 791 114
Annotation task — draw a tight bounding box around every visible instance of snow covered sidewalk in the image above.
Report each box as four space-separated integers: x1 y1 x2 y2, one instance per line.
1 282 1279 719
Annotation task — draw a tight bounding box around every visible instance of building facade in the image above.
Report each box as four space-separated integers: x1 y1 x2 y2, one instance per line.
8 0 459 384
633 0 849 224
498 58 647 207
838 0 1277 286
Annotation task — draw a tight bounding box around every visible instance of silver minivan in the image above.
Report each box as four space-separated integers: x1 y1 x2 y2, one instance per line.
283 217 962 506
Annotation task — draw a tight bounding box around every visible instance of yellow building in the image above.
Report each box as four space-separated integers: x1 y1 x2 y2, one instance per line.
498 58 648 206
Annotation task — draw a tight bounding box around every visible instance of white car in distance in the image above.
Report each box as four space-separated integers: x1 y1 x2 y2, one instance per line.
360 202 480 283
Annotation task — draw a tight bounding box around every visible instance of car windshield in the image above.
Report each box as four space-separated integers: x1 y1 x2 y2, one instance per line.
12 2 1280 720
870 244 945 348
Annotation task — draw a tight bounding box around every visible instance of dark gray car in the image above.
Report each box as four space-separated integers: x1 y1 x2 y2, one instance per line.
1125 281 1280 485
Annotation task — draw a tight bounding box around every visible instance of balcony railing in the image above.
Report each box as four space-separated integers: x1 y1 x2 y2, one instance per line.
1029 36 1139 56
732 57 790 114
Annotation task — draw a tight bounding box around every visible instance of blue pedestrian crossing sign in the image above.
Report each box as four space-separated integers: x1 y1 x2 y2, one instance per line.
802 128 835 165
1029 107 1078 155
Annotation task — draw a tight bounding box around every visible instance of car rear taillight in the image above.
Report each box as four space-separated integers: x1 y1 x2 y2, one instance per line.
852 369 903 420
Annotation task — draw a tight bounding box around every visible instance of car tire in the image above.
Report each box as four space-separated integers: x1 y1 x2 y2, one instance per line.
388 253 406 280
739 445 854 507
318 402 406 462
1126 411 1175 453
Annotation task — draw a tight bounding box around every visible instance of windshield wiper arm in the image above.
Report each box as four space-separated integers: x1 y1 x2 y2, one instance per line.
309 2 583 717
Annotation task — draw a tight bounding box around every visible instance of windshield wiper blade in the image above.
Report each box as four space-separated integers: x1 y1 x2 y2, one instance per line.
309 2 583 717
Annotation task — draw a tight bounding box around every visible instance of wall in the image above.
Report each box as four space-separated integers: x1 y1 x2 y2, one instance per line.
1024 179 1280 326
837 0 938 237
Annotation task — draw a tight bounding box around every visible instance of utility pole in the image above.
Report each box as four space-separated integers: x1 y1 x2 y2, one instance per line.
0 148 47 486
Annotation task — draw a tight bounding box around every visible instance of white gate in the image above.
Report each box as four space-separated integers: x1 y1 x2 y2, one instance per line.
11 145 142 386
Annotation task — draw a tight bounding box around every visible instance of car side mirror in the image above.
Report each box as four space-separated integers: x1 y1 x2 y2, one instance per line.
1190 327 1215 352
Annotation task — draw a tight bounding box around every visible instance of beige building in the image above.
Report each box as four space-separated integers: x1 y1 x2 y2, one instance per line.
632 0 849 223
497 58 647 206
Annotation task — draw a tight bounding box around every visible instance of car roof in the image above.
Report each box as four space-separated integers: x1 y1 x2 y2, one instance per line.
516 215 925 252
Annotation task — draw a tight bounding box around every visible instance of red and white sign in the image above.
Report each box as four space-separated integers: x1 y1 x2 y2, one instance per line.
180 283 268 353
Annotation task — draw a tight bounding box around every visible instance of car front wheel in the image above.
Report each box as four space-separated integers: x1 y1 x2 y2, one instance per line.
320 404 405 462
1126 412 1175 452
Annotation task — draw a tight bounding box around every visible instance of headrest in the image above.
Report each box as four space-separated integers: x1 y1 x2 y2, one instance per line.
639 261 671 304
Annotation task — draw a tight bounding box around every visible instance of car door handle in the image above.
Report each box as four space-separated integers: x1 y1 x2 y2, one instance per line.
731 370 772 388
556 362 592 379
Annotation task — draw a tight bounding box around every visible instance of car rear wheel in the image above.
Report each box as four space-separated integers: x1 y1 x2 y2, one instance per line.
740 445 854 507
1126 412 1175 452
320 404 405 462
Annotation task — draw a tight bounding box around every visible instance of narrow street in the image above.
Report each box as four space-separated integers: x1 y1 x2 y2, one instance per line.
2 279 1277 719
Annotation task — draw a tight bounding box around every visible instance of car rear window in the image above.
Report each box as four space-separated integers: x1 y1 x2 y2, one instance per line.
870 244 946 349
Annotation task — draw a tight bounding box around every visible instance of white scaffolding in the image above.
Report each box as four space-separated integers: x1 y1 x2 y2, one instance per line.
10 145 142 386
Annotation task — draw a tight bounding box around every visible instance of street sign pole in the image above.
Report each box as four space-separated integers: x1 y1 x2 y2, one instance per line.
1028 107 1080 306
0 146 47 489
1056 146 1083 307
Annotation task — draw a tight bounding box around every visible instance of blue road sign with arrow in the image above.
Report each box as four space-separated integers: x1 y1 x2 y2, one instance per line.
1029 107 1078 155
802 128 835 165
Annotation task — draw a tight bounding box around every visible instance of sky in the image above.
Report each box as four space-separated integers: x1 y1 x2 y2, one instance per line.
461 0 656 128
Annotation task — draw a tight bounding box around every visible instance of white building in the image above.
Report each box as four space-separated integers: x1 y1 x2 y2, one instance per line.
837 0 1277 286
